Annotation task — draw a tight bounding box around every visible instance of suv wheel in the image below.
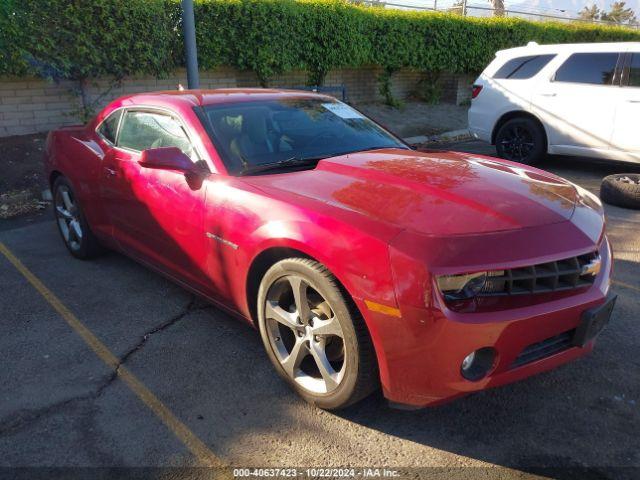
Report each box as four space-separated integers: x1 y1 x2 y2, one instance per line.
495 117 546 165
257 258 378 410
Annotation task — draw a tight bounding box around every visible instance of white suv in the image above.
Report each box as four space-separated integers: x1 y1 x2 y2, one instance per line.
468 42 640 165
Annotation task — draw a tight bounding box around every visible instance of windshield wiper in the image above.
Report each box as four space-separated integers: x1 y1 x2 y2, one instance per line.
238 156 323 176
312 145 407 161
236 145 407 176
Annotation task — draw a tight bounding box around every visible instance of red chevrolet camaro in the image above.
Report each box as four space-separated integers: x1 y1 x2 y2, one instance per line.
45 89 616 409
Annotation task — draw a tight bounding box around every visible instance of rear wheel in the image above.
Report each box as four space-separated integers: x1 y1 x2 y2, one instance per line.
257 258 378 410
495 117 546 165
53 176 103 259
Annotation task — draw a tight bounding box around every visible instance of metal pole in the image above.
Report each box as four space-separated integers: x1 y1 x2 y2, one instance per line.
181 0 200 89
462 0 467 15
433 0 437 11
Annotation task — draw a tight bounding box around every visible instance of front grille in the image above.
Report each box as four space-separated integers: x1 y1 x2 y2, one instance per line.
511 329 575 368
479 251 599 297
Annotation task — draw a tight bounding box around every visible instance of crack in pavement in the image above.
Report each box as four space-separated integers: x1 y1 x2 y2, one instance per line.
108 295 201 381
0 295 210 436
0 388 106 437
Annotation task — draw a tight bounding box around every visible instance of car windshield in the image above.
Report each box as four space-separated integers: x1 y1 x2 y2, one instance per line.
199 98 408 174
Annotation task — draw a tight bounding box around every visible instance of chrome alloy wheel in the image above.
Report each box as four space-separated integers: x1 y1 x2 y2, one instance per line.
265 275 346 394
55 185 83 252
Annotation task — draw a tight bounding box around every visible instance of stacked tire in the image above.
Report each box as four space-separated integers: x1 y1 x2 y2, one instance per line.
600 174 640 210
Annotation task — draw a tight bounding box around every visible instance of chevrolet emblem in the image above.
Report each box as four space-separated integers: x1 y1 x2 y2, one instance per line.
581 255 602 277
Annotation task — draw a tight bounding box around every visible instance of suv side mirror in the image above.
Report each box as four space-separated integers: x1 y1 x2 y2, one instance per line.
139 147 196 173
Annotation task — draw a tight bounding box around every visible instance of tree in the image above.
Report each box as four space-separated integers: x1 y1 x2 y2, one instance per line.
578 4 602 21
601 1 638 25
491 0 505 17
447 0 464 15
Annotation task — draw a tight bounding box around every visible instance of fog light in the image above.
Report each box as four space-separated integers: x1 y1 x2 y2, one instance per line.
460 347 496 381
461 351 475 371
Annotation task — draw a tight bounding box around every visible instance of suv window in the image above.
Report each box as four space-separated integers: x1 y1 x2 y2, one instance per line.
493 54 556 80
628 53 640 87
97 110 122 144
117 110 197 159
554 52 619 85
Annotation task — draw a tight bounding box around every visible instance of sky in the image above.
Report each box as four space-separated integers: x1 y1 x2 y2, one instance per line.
390 0 640 18
507 0 640 16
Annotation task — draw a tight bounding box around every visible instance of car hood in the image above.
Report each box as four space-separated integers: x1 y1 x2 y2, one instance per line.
244 148 578 236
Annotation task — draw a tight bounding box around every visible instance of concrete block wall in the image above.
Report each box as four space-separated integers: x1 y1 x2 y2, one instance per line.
453 74 476 105
0 67 469 137
0 78 80 137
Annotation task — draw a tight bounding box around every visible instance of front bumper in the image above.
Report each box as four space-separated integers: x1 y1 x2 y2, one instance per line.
360 238 613 408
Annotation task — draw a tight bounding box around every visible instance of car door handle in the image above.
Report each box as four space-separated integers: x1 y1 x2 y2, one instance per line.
105 167 117 177
626 99 640 103
539 92 557 97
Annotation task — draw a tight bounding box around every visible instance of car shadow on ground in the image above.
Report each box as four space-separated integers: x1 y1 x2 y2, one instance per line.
542 155 640 177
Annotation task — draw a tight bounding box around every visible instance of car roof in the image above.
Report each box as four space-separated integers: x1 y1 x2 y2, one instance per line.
117 88 337 110
496 41 640 57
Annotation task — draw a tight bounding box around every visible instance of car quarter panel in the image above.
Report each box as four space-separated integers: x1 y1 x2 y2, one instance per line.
45 126 114 242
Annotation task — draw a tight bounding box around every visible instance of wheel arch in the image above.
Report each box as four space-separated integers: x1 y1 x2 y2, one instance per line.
245 245 362 328
49 170 64 189
246 247 312 326
491 110 548 149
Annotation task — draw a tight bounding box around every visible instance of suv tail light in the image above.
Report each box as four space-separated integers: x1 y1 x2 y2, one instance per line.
471 84 483 99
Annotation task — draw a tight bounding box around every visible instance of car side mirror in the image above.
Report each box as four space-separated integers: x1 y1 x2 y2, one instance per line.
138 147 197 173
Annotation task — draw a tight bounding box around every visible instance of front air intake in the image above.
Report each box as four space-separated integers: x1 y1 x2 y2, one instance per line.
511 329 575 368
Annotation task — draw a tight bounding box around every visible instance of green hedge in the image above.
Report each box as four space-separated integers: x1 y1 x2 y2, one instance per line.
3 0 640 84
0 0 177 79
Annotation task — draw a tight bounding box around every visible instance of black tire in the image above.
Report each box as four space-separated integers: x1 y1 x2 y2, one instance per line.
600 174 640 210
495 117 547 165
257 258 378 410
52 176 104 259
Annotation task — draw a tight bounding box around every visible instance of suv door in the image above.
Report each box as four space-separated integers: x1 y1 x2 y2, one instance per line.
101 108 213 293
531 52 623 157
610 51 640 161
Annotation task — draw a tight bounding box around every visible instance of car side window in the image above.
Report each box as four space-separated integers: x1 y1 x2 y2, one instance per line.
627 53 640 87
493 54 556 80
97 110 122 144
554 52 620 85
117 110 198 160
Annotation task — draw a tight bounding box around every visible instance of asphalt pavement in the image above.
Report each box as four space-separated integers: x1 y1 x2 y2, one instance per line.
1 140 639 479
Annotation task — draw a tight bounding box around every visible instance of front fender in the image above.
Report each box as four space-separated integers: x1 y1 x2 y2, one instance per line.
245 219 397 309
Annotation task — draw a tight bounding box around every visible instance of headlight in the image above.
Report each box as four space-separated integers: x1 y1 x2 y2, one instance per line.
437 272 488 301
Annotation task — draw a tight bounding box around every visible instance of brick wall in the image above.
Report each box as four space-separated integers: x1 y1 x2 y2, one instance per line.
0 67 471 137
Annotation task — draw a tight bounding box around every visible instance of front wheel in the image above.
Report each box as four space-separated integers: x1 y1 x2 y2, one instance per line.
495 117 546 165
257 258 378 410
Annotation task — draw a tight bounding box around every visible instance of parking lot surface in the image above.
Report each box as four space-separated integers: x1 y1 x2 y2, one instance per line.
1 140 639 478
